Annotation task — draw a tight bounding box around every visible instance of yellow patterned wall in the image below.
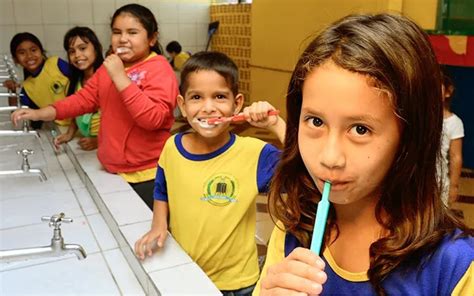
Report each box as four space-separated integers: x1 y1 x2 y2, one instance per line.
210 4 252 102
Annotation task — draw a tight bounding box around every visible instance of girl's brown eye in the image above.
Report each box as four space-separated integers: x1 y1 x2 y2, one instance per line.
311 117 323 127
355 125 368 135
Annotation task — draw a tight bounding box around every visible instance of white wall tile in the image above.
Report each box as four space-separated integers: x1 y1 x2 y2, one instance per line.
0 0 15 25
156 2 178 24
92 24 111 50
178 23 197 47
0 26 16 55
41 0 69 25
179 2 200 24
6 0 211 74
196 22 209 47
15 25 45 44
68 0 93 25
194 3 210 24
116 0 133 10
13 0 43 25
43 25 70 52
159 24 179 49
92 0 115 24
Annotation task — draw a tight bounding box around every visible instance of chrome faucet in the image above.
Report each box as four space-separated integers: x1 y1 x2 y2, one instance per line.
0 149 47 181
0 213 87 263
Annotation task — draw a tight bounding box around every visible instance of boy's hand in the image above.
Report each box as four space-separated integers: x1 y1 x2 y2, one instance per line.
78 137 98 151
260 247 327 296
3 79 19 92
243 101 278 128
134 226 168 260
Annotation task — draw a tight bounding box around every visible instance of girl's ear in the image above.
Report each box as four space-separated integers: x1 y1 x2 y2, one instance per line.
177 95 186 117
149 32 158 47
234 93 244 114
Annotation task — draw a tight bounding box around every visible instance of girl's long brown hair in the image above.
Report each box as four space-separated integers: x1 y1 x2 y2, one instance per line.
268 13 473 295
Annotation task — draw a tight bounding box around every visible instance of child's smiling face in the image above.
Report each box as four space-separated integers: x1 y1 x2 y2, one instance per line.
14 40 44 74
298 61 401 206
178 70 243 140
67 37 96 73
111 13 156 67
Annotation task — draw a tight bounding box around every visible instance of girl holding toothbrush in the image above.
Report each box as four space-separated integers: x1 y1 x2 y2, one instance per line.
11 4 178 210
255 14 473 296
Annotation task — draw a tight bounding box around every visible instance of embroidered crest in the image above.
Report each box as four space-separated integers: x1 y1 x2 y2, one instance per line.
201 173 238 206
51 81 65 94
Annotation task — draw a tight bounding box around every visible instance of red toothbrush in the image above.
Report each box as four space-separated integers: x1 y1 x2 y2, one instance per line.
206 110 280 125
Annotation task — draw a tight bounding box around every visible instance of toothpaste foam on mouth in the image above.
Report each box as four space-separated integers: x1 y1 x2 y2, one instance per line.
192 118 216 129
116 47 130 54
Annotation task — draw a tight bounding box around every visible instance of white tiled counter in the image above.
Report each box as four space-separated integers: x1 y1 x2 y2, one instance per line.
0 127 221 296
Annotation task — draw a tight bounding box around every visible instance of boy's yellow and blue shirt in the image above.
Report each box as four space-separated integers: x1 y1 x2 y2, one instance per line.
154 132 280 290
255 225 474 295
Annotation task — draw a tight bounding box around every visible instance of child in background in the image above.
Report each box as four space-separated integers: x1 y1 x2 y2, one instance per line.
255 14 473 296
54 26 104 151
439 72 464 206
165 40 190 71
11 4 178 210
134 51 286 295
4 32 71 128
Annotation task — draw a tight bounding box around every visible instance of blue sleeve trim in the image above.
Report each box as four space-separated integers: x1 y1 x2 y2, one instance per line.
256 143 281 193
153 165 168 201
19 88 39 109
57 58 71 77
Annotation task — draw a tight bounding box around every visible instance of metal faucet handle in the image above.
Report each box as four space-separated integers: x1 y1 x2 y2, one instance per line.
17 149 33 157
41 213 73 228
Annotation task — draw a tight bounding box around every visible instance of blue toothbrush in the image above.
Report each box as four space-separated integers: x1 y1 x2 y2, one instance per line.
310 181 331 255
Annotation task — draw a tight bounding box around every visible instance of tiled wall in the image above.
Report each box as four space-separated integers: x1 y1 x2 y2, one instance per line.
0 0 210 61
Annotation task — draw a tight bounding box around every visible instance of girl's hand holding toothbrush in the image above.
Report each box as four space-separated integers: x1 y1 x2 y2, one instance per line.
260 247 327 296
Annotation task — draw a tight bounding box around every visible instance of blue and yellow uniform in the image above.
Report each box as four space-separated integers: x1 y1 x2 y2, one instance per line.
154 132 280 290
256 225 474 295
20 56 70 126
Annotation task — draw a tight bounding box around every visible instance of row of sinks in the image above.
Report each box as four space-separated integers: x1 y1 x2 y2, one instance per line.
0 116 221 295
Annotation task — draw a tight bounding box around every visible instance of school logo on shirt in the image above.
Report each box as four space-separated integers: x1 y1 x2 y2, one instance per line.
128 70 147 86
201 173 238 206
51 81 65 94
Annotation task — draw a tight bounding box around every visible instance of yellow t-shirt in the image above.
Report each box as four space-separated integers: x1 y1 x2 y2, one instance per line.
174 51 190 71
158 133 274 290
